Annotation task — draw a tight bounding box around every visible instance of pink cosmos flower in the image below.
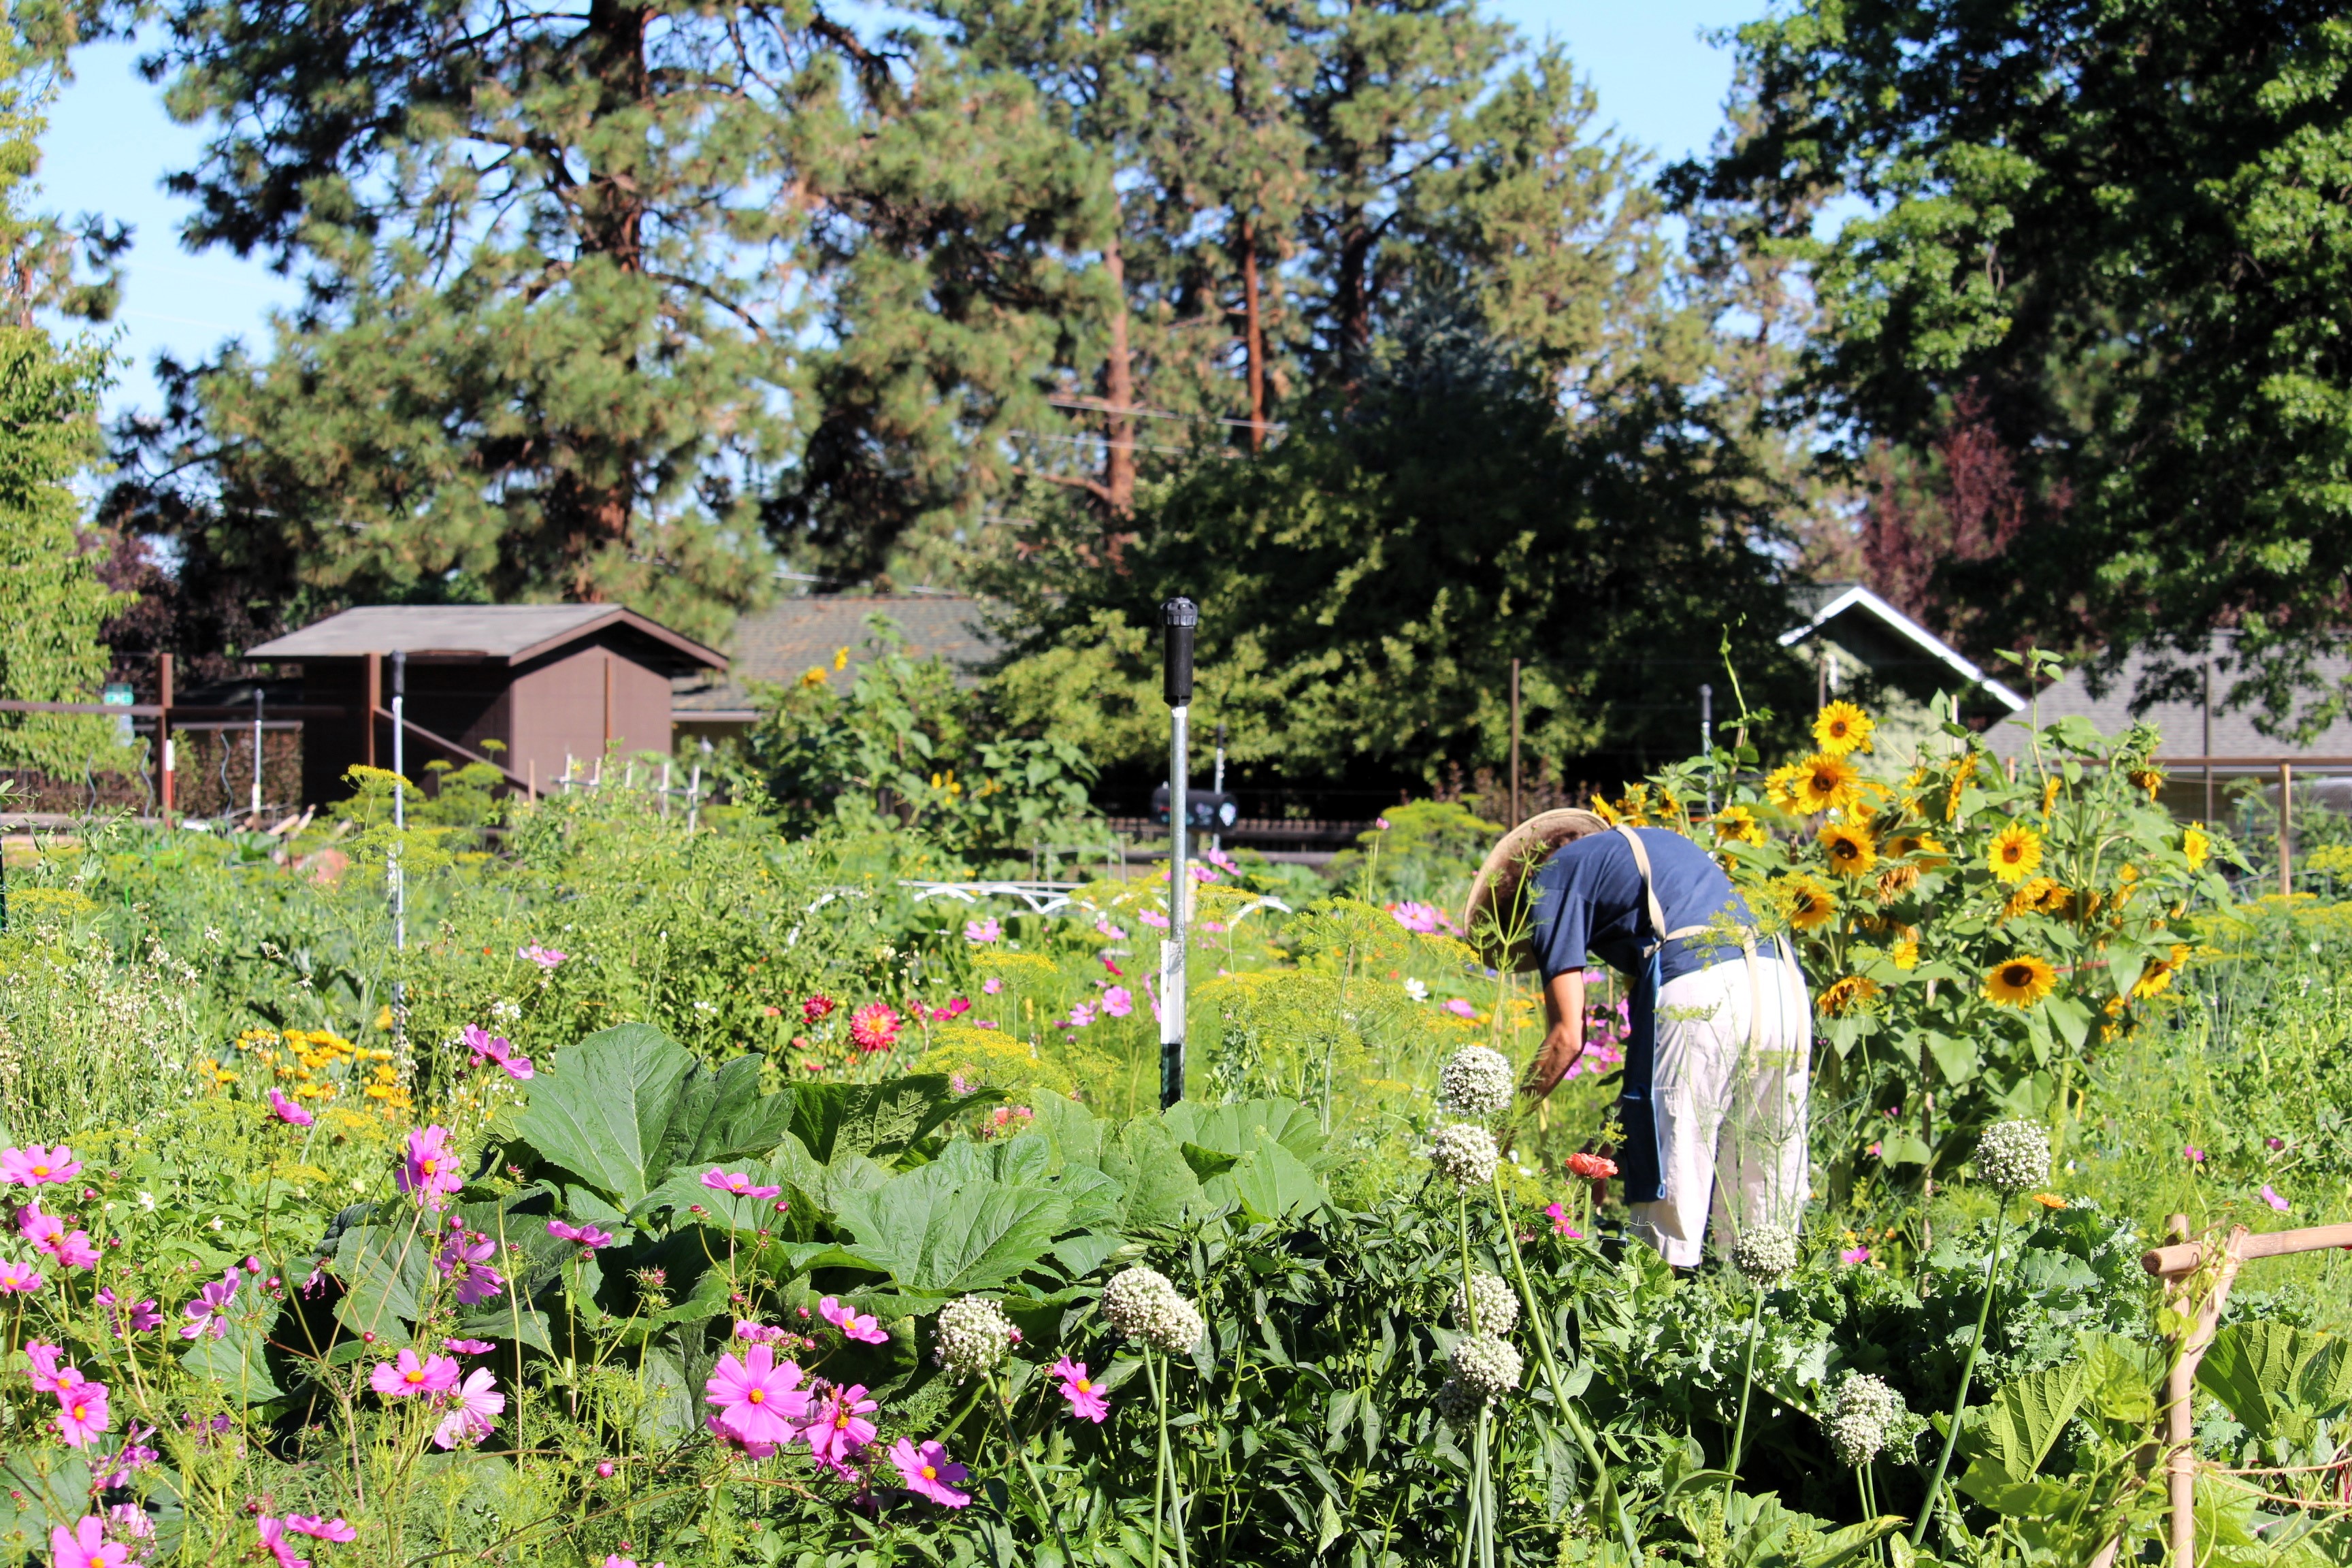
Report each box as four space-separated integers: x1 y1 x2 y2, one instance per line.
1054 1358 1109 1423
518 943 567 970
1139 909 1170 930
802 1382 879 1469
818 1296 889 1345
0 1258 44 1293
2262 1184 2291 1212
1064 1002 1096 1030
547 1219 616 1249
1386 900 1460 936
981 977 1003 994
370 1348 461 1399
461 1023 535 1081
848 1003 901 1053
180 1269 239 1339
103 1503 152 1542
23 1341 64 1391
1443 998 1478 1019
96 1290 161 1337
267 1088 314 1127
889 1437 971 1507
254 1517 310 1568
704 1411 779 1460
1095 917 1128 939
435 1231 506 1305
397 1125 465 1207
20 1203 63 1250
444 1338 495 1355
284 1518 357 1543
1190 863 1219 884
2185 1145 2206 1163
964 918 1001 944
1840 1246 1872 1265
51 1231 99 1271
704 1343 809 1448
1541 1203 1583 1239
55 1379 110 1448
1102 986 1134 1019
48 1517 127 1568
1 1145 81 1186
431 1367 506 1450
700 1169 783 1200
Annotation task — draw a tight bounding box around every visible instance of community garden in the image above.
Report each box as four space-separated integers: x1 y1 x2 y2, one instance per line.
0 696 2346 1568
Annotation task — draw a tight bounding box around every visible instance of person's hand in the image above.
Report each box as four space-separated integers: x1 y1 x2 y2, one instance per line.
1523 1022 1585 1100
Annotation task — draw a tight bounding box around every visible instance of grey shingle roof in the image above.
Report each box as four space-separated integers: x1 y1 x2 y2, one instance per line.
1983 636 2352 762
249 605 726 673
674 595 1002 717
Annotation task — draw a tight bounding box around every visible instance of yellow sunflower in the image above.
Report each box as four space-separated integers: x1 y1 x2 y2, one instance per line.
2183 823 2211 869
1984 954 2058 1009
1891 932 1921 970
1791 753 1862 815
1817 975 1880 1016
1764 764 1804 813
2040 777 2061 818
2002 876 2071 919
2128 766 2164 802
1712 805 1767 847
1818 821 1879 878
2132 942 2192 999
1613 784 1654 826
1987 822 2043 884
1812 701 1876 757
1782 874 1839 932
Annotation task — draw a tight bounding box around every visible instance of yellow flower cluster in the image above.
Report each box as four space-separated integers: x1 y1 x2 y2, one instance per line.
233 1027 398 1104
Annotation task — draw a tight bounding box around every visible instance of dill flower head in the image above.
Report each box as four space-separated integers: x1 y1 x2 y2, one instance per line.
1451 1271 1519 1336
1974 1119 2052 1196
1437 1047 1516 1122
1827 1372 1909 1466
1731 1224 1800 1285
1429 1124 1500 1189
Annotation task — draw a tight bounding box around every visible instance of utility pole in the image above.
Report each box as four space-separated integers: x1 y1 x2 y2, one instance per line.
1509 659 1522 824
1160 597 1197 1110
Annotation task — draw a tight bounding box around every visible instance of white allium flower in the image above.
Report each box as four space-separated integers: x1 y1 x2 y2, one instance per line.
1099 1266 1207 1355
1437 1046 1515 1122
1429 1124 1500 1188
1827 1373 1909 1467
1433 1375 1483 1423
1975 1119 2052 1196
1731 1224 1800 1284
932 1295 1013 1379
1449 1331 1523 1401
1451 1271 1518 1336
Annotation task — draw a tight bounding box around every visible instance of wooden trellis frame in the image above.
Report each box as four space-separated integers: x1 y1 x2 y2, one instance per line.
2133 1216 2352 1568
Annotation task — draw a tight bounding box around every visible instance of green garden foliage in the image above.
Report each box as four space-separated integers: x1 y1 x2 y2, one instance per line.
1677 0 2352 728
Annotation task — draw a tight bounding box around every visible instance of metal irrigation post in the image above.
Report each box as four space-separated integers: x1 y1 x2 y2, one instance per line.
1701 682 1715 813
390 650 408 1049
249 687 265 823
1211 721 1226 855
1160 596 1197 1110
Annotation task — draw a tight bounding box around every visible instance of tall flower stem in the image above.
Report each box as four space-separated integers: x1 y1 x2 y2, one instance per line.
1143 1346 1188 1567
992 1370 1075 1565
1725 1284 1765 1505
1494 1171 1639 1562
1911 1203 2007 1548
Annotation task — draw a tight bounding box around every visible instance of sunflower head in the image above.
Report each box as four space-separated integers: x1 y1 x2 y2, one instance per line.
1891 932 1920 970
1812 702 1876 757
1987 822 2043 885
1984 954 2057 1009
1817 975 1880 1017
2128 767 2163 802
2002 876 2072 919
1817 821 1879 878
1782 875 1839 932
2183 823 2211 869
1713 806 1767 847
1793 753 1861 815
1764 764 1803 812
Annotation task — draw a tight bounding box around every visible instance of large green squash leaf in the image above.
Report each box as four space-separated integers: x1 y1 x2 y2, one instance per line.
790 1075 991 1163
180 1316 284 1403
834 1163 1071 1295
0 1452 89 1554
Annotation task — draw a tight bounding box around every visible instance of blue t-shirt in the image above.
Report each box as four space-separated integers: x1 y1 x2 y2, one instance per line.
1527 828 1752 984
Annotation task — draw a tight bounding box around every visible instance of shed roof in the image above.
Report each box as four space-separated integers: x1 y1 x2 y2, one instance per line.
249 605 726 674
1781 583 2026 710
674 595 1000 719
1983 638 2352 764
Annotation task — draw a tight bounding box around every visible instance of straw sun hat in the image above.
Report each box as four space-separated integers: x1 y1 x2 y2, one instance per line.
1460 808 1612 973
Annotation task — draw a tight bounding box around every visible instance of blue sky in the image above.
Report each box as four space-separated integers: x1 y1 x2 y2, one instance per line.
40 0 1759 416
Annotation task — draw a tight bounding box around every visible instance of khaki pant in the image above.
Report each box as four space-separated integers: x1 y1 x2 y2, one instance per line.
1627 953 1812 1268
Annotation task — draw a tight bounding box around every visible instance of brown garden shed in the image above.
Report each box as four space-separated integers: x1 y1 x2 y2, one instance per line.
248 605 728 806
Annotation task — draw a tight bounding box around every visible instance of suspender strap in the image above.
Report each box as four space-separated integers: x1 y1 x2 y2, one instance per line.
1612 824 1670 945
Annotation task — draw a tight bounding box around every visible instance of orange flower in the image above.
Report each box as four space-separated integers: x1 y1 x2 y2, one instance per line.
1566 1152 1618 1180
